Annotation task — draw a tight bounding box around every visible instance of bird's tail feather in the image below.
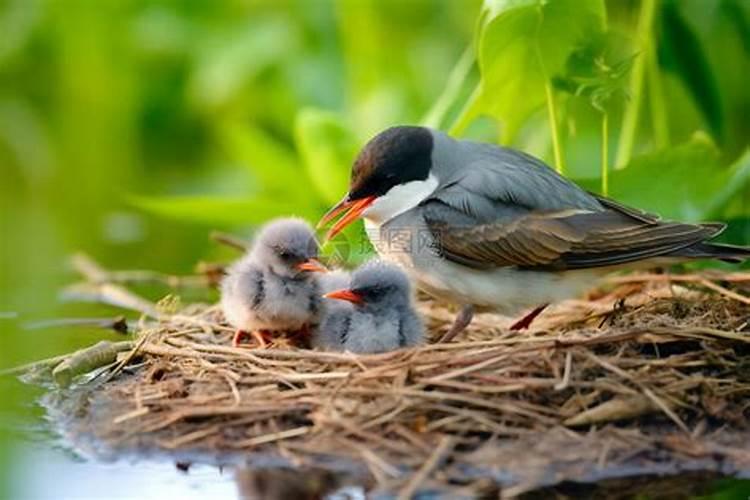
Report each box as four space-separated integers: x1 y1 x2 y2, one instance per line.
671 242 750 263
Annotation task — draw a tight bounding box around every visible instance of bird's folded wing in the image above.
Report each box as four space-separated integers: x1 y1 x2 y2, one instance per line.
422 149 723 270
423 199 723 271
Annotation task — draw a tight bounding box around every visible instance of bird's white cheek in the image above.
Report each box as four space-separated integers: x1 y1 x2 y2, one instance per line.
362 174 439 224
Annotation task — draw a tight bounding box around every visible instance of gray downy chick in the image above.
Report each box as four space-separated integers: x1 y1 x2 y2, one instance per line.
220 218 327 347
315 268 354 336
313 260 423 354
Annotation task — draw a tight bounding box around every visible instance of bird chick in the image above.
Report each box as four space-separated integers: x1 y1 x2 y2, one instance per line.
316 268 354 330
313 260 423 354
220 218 327 348
318 269 352 296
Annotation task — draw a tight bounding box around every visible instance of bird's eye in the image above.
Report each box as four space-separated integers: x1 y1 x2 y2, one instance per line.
278 249 292 260
359 285 384 299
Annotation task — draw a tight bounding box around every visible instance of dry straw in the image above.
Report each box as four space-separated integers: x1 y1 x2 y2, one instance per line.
8 253 750 497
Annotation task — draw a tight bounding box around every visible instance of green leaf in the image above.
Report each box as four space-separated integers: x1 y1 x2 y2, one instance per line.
474 0 605 141
553 30 635 112
421 45 477 129
128 195 315 226
705 148 750 218
188 17 297 109
717 217 750 248
576 136 750 221
216 120 311 200
294 108 356 205
658 0 723 140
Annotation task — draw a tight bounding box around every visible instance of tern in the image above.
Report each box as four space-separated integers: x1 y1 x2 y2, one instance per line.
319 126 750 340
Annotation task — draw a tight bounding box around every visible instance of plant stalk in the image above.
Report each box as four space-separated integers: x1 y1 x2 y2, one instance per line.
615 0 656 169
422 45 475 130
601 112 609 195
545 81 565 174
646 43 669 148
448 83 482 137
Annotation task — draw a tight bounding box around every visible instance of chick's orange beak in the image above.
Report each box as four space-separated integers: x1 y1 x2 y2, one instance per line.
296 258 327 273
317 195 376 241
323 289 363 304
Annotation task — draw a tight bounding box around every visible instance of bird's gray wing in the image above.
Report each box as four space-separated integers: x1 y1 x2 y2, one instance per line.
423 148 722 270
313 310 352 350
432 143 605 221
397 311 424 348
221 261 266 308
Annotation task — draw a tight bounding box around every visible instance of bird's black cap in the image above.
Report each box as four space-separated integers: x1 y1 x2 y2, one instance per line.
348 126 434 200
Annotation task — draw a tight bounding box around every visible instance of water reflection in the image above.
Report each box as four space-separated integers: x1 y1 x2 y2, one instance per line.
8 440 368 500
9 443 237 500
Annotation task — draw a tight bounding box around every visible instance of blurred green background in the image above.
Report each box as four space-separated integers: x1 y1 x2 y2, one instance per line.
0 0 749 497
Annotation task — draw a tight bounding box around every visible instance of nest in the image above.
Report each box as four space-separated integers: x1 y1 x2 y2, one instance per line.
12 254 750 498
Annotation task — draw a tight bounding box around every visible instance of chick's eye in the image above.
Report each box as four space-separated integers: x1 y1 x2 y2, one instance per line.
359 285 384 299
278 249 292 260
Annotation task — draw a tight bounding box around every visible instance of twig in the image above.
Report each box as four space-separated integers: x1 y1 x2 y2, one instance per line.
70 252 110 283
231 426 310 448
554 351 573 391
23 316 129 334
103 331 153 383
698 279 750 306
0 353 72 377
607 272 750 284
210 231 249 252
61 283 160 318
564 395 656 426
52 340 134 387
396 436 453 500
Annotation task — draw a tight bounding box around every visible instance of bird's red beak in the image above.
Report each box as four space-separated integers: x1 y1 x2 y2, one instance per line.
317 195 376 241
323 288 363 304
295 258 327 273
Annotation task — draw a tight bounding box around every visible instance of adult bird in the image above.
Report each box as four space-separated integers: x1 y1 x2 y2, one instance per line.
318 126 750 341
221 217 327 347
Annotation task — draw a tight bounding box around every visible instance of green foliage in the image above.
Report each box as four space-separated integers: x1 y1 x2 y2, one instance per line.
128 195 302 226
294 109 356 205
698 478 750 500
0 0 749 494
105 0 747 249
577 136 750 221
553 32 635 112
658 0 723 140
465 0 605 142
216 121 315 202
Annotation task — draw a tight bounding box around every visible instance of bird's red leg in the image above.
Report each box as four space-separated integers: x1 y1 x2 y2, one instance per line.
287 324 312 348
251 330 273 348
509 304 549 331
233 329 272 348
232 329 250 347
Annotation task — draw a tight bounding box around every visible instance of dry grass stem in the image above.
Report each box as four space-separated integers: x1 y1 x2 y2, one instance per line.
14 254 750 496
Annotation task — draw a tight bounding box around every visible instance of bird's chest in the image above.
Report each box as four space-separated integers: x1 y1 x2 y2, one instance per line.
347 313 401 353
365 217 445 292
365 216 438 266
365 218 598 313
261 276 320 324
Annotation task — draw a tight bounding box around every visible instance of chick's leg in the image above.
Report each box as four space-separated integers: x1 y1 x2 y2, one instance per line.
233 329 273 348
287 324 312 349
251 330 274 348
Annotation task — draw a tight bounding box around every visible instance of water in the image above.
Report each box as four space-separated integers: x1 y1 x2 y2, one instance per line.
1 186 748 498
8 444 237 500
